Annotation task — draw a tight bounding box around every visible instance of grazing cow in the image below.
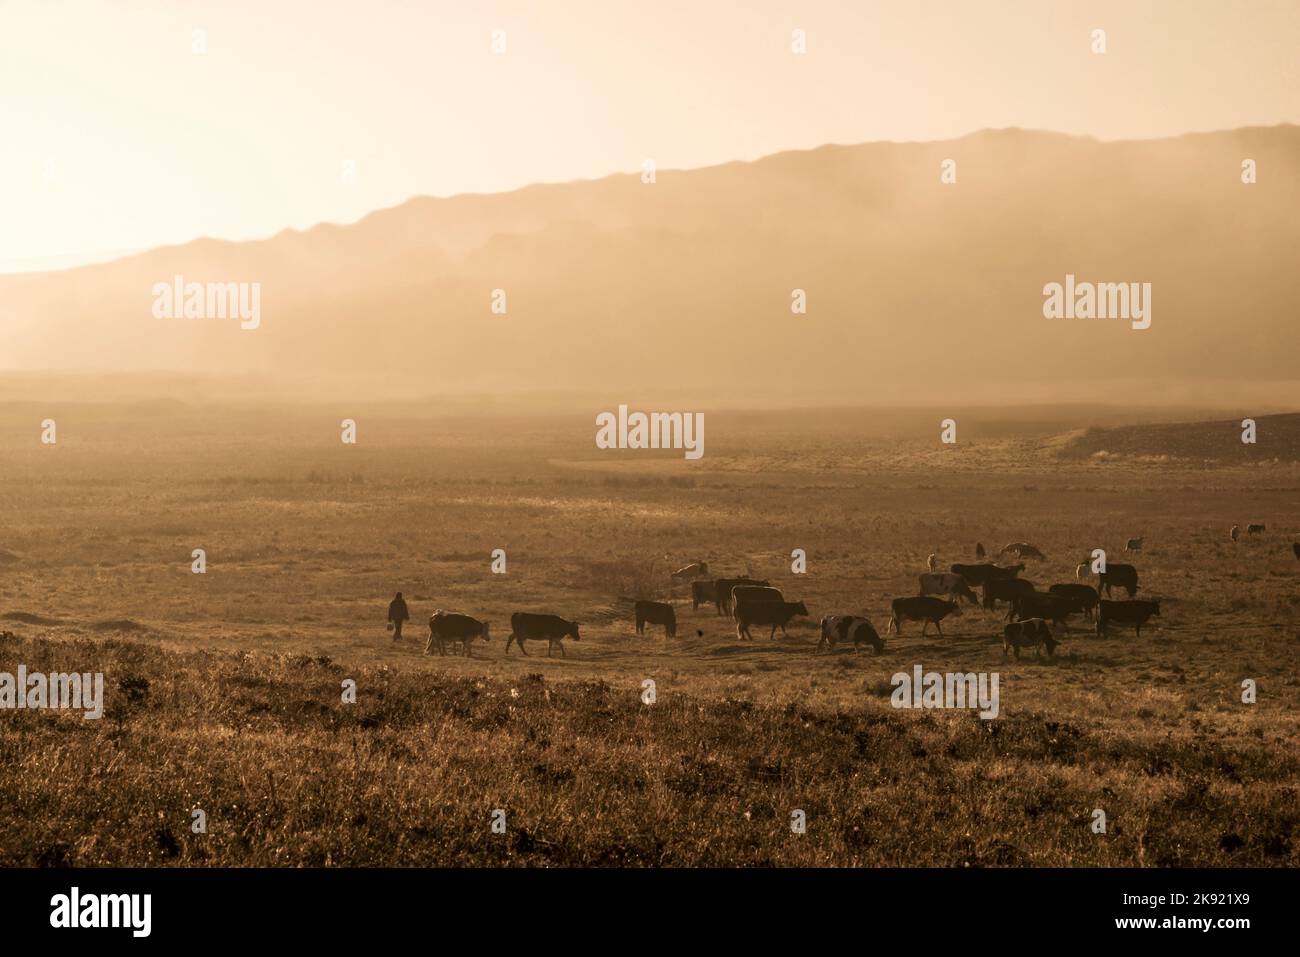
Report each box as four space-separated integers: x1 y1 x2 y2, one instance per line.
672 561 709 580
927 553 938 572
1001 542 1047 561
1048 583 1101 620
886 596 961 637
1097 599 1161 637
1003 618 1057 660
634 600 676 638
505 612 581 657
1248 523 1266 535
425 612 490 657
1230 524 1240 542
975 542 986 559
918 572 979 605
714 578 769 616
982 577 1036 613
1010 592 1078 630
951 562 1024 588
690 580 715 611
735 600 809 641
1125 537 1143 552
818 615 883 654
1098 563 1139 598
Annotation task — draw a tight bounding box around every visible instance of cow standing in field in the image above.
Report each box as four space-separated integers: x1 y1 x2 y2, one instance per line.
1248 524 1267 535
1075 562 1091 581
918 573 978 606
886 596 961 637
1048 583 1100 620
1231 525 1240 542
951 562 1024 588
1003 618 1056 660
1293 542 1300 560
1010 592 1078 631
425 612 490 657
1001 543 1046 561
690 580 715 611
983 577 1036 615
1125 537 1143 552
818 615 883 654
1098 563 1139 598
927 554 938 572
714 578 769 617
730 586 792 634
634 600 676 638
672 561 709 580
734 600 808 641
975 543 986 559
1097 599 1161 637
505 613 581 657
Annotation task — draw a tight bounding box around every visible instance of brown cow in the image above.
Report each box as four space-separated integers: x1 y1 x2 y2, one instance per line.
1003 618 1056 660
735 600 809 641
425 612 491 658
886 597 961 637
634 600 676 638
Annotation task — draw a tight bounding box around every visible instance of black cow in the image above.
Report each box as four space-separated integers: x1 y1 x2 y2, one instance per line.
1010 592 1077 630
729 584 783 613
1097 599 1161 637
1048 583 1100 620
1003 618 1057 659
634 600 676 638
886 596 961 637
425 612 490 657
1293 542 1300 560
714 578 769 616
690 580 715 611
817 615 884 654
983 577 1036 613
1247 524 1267 535
951 562 1024 588
1099 563 1139 598
975 542 986 559
735 600 809 641
505 612 581 657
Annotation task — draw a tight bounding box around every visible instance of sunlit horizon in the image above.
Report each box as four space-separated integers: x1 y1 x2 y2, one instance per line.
3 0 1299 274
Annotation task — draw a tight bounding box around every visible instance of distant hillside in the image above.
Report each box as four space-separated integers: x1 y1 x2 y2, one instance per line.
2 126 1299 402
1059 413 1300 461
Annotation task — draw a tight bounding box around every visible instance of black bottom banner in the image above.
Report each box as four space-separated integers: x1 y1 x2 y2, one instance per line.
0 867 1284 943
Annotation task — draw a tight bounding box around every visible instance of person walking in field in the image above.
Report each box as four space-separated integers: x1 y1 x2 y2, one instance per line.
387 591 410 642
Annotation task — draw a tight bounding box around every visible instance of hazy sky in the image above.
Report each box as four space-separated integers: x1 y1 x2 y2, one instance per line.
3 0 1298 273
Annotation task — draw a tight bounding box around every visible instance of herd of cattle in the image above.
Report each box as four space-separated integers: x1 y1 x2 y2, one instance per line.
422 529 1295 661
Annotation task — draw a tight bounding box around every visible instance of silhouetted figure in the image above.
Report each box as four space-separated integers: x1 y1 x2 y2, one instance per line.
387 592 410 642
975 542 986 559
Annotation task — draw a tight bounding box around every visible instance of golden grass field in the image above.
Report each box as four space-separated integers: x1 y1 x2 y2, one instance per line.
1 400 1296 865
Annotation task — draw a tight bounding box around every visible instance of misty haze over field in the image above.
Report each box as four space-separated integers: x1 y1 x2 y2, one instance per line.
2 126 1298 407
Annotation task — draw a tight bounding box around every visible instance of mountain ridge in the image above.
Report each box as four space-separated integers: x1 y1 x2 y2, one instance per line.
3 125 1298 403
